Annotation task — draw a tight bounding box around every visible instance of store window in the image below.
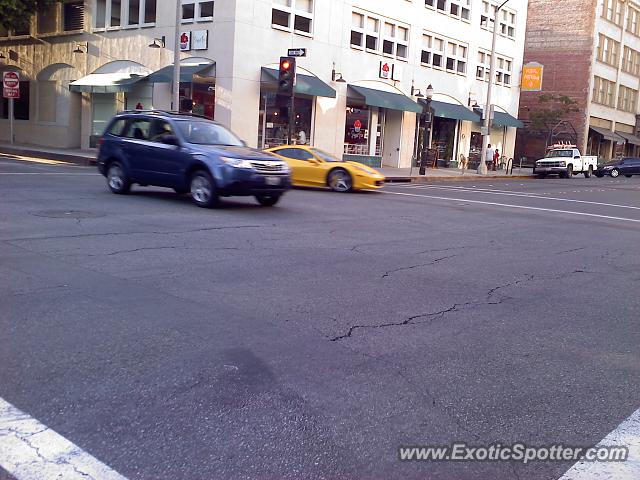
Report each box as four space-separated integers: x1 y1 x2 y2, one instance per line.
179 75 215 119
271 0 313 35
431 117 457 161
258 92 313 148
344 106 371 155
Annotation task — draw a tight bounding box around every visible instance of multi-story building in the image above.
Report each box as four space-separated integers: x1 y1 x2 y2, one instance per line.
517 0 640 162
0 0 528 168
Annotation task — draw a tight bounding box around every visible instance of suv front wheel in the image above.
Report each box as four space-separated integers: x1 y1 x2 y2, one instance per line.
190 170 219 208
255 194 282 207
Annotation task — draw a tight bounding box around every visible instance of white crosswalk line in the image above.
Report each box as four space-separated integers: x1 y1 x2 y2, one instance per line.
0 397 127 480
390 184 640 210
559 408 640 479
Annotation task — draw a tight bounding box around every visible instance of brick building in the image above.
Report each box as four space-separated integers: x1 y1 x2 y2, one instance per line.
517 0 640 162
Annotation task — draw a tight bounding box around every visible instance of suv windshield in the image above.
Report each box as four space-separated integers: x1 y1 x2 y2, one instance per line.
311 148 341 162
546 149 573 158
176 120 244 146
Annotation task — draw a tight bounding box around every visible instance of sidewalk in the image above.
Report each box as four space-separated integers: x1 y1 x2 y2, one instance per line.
379 166 535 183
0 142 96 165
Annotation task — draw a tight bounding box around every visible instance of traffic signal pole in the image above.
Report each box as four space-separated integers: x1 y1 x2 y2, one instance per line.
288 88 296 145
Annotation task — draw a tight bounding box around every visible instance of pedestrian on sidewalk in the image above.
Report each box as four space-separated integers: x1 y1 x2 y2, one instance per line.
493 148 500 171
485 144 494 171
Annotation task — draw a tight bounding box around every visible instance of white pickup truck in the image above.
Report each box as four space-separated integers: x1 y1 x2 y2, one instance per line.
534 147 598 178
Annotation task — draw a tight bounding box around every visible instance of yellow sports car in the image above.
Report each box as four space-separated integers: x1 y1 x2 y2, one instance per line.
264 145 385 192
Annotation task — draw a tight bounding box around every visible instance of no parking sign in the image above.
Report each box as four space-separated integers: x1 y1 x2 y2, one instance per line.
3 71 20 99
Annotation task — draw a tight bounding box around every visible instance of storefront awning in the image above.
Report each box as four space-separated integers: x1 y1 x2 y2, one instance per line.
348 85 422 113
427 100 480 122
615 131 640 146
472 107 523 127
261 68 336 98
69 73 148 93
148 61 215 83
590 126 625 143
493 112 524 128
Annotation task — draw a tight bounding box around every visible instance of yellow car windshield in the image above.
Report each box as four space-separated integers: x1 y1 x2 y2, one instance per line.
311 148 341 162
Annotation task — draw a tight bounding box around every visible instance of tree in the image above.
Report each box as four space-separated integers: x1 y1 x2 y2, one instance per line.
0 1 60 31
528 94 580 147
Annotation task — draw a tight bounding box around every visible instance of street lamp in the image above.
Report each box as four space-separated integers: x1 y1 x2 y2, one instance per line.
479 0 511 175
148 36 166 49
419 84 435 175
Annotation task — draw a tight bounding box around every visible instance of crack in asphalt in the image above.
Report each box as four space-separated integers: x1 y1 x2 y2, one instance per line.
381 255 457 279
105 246 241 256
555 247 587 255
332 269 596 342
330 303 473 342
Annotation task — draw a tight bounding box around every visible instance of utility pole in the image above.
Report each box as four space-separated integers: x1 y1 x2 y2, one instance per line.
479 0 511 175
172 0 182 111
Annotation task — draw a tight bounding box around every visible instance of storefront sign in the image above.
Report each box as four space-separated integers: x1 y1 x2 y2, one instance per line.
379 62 402 81
3 71 20 99
180 31 191 51
379 62 392 80
191 30 208 50
521 63 543 92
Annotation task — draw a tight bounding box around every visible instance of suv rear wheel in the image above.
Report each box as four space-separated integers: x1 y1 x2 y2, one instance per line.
107 162 131 194
190 170 219 208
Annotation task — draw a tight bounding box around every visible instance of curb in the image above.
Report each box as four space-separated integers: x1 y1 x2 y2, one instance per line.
384 174 536 184
0 146 96 166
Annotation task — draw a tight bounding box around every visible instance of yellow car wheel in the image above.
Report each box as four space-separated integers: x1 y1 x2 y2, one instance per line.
328 169 353 193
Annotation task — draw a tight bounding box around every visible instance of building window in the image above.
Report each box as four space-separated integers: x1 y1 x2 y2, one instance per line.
628 7 640 35
421 33 444 68
128 0 140 25
426 0 471 21
351 11 408 59
592 76 616 107
382 22 409 60
597 34 620 67
271 0 313 35
603 0 624 26
37 3 59 34
145 0 157 24
480 1 516 38
618 85 638 112
111 0 122 27
622 46 640 75
477 50 512 86
446 41 467 74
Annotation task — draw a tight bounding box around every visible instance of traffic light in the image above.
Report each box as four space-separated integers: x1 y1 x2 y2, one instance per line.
278 56 296 95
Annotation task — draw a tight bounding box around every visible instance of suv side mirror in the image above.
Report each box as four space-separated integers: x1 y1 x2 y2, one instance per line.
161 135 180 146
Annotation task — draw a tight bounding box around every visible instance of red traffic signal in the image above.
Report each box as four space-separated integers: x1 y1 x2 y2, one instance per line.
278 56 296 95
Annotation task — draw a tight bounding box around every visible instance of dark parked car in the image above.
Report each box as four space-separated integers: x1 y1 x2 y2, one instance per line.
97 111 291 207
595 157 640 178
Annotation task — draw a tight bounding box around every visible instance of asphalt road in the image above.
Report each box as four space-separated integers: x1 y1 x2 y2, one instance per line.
1 154 639 479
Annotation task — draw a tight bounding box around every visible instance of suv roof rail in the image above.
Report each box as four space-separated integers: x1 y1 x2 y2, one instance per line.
118 109 210 119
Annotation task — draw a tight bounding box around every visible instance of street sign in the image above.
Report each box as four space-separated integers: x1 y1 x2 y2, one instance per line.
287 48 307 57
3 71 20 99
521 63 544 92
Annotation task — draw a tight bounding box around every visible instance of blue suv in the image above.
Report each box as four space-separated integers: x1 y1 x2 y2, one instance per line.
97 111 291 207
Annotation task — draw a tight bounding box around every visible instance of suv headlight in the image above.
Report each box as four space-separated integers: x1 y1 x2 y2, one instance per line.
559 161 566 167
220 157 253 169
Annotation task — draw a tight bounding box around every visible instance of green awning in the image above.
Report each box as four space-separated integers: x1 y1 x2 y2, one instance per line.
148 62 214 83
615 131 640 145
348 85 421 113
261 68 336 98
471 106 522 126
69 73 148 93
494 112 524 128
425 100 480 122
590 126 625 143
